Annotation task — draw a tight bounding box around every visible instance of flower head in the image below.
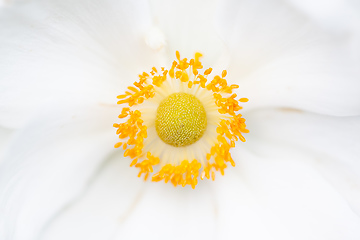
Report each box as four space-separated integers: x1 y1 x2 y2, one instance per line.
114 51 248 188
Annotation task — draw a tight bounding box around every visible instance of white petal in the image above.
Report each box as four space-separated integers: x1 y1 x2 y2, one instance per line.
149 0 225 67
0 127 15 165
285 0 360 35
41 155 217 240
215 0 360 116
215 145 360 240
114 182 217 240
284 0 360 60
40 152 144 240
0 0 158 128
245 108 360 216
0 103 117 240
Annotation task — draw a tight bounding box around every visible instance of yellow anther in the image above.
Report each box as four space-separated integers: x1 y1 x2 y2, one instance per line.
204 68 212 75
114 142 122 148
180 71 189 82
195 52 203 60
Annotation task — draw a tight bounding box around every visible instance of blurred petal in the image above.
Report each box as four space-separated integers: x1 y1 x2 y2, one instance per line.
215 0 360 116
114 182 217 239
0 0 158 128
285 0 360 35
245 108 360 216
40 152 144 240
215 145 360 240
285 0 360 60
0 103 117 240
0 127 15 164
41 155 217 240
149 0 225 66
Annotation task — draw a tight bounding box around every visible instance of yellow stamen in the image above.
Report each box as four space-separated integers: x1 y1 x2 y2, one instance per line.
113 51 249 188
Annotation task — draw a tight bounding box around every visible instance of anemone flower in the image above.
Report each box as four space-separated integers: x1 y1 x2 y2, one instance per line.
1 0 360 240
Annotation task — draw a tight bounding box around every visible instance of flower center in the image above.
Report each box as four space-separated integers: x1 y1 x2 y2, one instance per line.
114 51 249 188
155 92 207 147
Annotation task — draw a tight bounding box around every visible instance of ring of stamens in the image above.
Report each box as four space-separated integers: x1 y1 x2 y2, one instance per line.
113 51 249 189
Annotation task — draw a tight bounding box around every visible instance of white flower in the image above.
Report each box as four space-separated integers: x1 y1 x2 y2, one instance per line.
1 0 360 240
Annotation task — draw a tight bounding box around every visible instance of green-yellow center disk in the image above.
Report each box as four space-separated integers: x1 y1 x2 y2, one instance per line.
155 92 207 147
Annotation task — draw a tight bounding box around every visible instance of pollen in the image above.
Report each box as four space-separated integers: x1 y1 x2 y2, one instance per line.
114 51 249 189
